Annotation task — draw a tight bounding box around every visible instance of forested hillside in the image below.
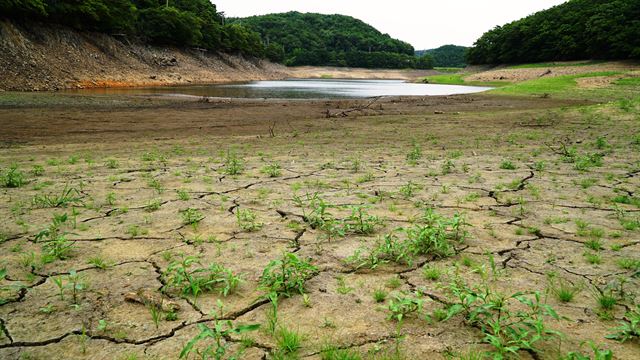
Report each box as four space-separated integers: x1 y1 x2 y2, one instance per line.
0 0 265 57
467 0 640 64
416 45 468 68
232 12 431 69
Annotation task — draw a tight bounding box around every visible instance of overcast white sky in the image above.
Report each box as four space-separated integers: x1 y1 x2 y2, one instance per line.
214 0 567 50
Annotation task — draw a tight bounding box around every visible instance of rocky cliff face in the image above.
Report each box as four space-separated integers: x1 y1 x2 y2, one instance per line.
0 20 288 91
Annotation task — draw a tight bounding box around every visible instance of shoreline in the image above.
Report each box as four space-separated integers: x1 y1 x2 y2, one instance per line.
4 68 445 93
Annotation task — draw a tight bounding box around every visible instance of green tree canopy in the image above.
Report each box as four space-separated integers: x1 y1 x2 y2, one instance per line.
467 0 640 64
1 0 266 57
231 12 425 69
416 45 468 68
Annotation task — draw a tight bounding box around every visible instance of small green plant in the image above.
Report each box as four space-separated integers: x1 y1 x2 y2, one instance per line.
66 155 79 164
606 305 640 343
429 308 448 323
547 275 582 303
584 251 602 265
385 276 402 289
617 258 640 272
97 319 108 332
32 186 83 208
39 304 55 314
584 238 603 251
52 276 65 300
561 342 613 360
302 293 312 308
266 293 279 335
578 178 598 189
399 181 420 199
405 210 466 257
276 326 303 355
347 209 466 270
445 278 562 359
294 192 337 233
463 192 480 203
441 160 455 175
320 345 362 360
236 208 263 232
499 160 517 170
35 213 75 260
260 253 318 297
574 153 604 171
336 276 353 295
181 208 204 230
87 256 111 270
1 164 26 188
149 303 162 329
223 150 244 175
105 192 116 206
31 165 45 176
162 255 241 300
350 157 362 173
105 159 119 169
373 288 387 303
343 206 381 235
126 225 148 238
79 324 88 354
52 270 87 305
147 178 164 193
593 287 618 313
533 161 546 171
356 172 374 183
406 140 422 164
386 292 425 322
180 306 259 360
176 189 190 201
68 270 87 305
422 265 442 281
261 163 282 177
145 199 162 212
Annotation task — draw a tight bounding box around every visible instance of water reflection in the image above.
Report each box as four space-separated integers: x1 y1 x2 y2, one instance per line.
66 79 492 99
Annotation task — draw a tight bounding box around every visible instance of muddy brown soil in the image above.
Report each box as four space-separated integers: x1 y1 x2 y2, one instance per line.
0 93 639 359
0 94 585 145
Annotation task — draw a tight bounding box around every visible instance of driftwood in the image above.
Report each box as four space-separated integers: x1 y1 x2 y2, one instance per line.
269 121 276 137
325 96 383 118
544 136 574 157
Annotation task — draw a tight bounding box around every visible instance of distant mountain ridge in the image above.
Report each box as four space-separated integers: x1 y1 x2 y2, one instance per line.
231 12 432 69
416 45 468 68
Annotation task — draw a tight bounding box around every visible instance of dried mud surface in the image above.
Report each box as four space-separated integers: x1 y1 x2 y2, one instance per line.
0 93 639 359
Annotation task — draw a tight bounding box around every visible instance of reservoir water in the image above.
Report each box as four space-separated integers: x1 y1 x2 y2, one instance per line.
72 79 492 99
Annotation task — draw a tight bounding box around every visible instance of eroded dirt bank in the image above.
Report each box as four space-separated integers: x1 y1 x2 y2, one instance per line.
0 20 441 92
287 66 437 81
0 20 289 92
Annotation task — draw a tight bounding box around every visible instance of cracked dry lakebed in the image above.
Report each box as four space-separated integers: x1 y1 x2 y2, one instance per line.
0 93 639 359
